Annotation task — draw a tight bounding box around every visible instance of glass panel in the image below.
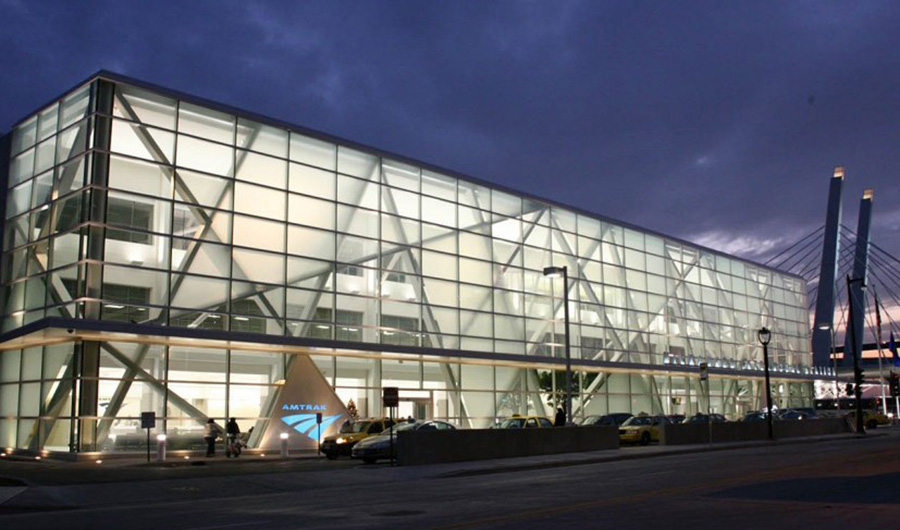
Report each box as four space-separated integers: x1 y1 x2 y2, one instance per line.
234 182 286 221
233 215 285 252
178 103 234 144
176 135 234 177
171 238 231 276
421 197 456 228
458 181 490 210
3 214 28 251
287 257 333 289
0 350 21 383
337 175 378 209
288 194 335 229
290 133 336 170
34 137 57 175
237 118 288 157
232 248 285 285
103 229 169 270
422 251 457 281
382 160 420 192
7 181 32 218
54 153 88 196
337 147 379 179
107 155 173 199
287 226 335 260
42 343 74 380
421 170 456 201
11 116 37 155
56 119 89 165
51 192 84 234
30 171 53 211
381 187 419 219
170 274 229 309
59 85 90 130
110 119 175 163
337 204 378 238
115 85 177 130
9 149 34 187
235 150 287 189
231 283 284 320
19 382 40 416
172 205 231 244
103 264 168 306
289 163 335 200
175 170 232 209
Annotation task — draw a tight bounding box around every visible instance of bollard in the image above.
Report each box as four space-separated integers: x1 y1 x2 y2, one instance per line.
280 432 289 458
156 433 167 461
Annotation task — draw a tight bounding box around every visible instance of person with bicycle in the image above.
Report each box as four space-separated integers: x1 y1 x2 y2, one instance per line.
226 417 242 457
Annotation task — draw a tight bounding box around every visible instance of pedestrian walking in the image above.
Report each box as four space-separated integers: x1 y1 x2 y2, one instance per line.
226 417 241 457
554 406 566 427
204 418 222 457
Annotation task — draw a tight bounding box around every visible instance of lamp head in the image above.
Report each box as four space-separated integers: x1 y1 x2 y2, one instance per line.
543 266 565 278
758 327 772 346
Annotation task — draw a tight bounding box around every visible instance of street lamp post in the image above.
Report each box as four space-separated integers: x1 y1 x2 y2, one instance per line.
544 265 572 425
758 327 774 441
846 275 866 435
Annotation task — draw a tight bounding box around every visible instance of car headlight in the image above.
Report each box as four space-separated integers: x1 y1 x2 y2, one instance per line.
336 437 347 444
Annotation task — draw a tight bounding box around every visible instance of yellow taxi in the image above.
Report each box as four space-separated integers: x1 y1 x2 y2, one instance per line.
321 417 395 459
495 415 554 428
847 410 890 430
618 414 669 445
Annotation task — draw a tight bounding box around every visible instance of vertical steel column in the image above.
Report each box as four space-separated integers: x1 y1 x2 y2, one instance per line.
842 190 874 366
811 167 844 367
76 79 115 452
0 134 11 314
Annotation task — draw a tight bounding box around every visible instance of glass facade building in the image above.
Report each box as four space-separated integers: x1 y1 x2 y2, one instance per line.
0 72 821 454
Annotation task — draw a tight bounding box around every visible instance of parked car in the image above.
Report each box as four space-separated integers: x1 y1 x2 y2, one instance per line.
495 415 553 429
778 408 817 420
683 413 727 424
581 413 633 427
619 414 670 445
321 417 395 460
665 414 685 425
741 411 770 422
845 409 890 430
351 420 456 463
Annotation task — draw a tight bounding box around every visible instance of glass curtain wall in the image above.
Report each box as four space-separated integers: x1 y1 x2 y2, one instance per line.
1 342 809 452
0 75 814 451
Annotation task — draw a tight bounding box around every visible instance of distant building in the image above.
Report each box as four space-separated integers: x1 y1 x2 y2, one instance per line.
0 72 817 455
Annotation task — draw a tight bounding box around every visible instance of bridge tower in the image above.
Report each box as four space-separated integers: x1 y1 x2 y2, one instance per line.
811 167 845 367
843 189 875 365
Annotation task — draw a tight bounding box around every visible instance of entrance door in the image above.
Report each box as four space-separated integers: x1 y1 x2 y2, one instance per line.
398 398 432 420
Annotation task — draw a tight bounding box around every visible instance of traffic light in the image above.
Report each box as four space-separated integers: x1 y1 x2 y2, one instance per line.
857 368 866 386
846 383 854 395
890 374 899 398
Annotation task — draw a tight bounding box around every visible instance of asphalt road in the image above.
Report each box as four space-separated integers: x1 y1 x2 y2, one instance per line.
2 431 899 529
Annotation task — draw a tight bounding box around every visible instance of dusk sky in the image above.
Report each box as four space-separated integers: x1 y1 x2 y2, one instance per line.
2 1 899 274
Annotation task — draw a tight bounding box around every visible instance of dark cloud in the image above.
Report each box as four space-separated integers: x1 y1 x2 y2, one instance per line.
2 0 899 264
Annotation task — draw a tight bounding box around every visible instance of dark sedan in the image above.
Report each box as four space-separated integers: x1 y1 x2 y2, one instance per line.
581 413 633 427
683 413 727 424
351 420 456 464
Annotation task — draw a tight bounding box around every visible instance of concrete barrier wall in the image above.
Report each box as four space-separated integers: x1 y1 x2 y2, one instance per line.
661 418 851 445
396 427 619 466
